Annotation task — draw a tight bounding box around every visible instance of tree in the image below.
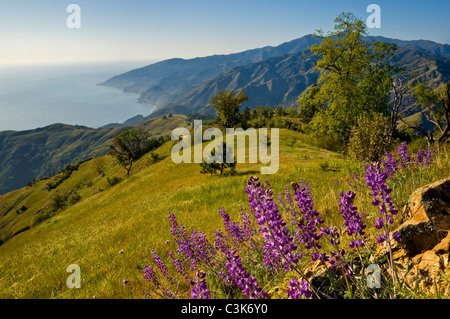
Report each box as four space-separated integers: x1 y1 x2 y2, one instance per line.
297 83 323 124
299 12 396 144
209 89 248 128
109 128 150 177
200 142 236 176
410 82 450 145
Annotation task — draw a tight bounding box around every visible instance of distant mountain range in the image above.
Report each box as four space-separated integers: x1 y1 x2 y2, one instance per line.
1 34 449 195
99 34 450 117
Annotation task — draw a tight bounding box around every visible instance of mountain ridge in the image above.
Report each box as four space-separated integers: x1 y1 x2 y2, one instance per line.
0 115 189 195
100 34 450 117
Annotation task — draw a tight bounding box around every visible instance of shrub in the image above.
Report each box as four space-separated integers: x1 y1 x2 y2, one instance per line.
347 112 391 161
107 176 123 187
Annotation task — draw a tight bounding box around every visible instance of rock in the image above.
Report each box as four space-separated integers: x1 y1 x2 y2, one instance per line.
396 178 450 257
382 178 450 295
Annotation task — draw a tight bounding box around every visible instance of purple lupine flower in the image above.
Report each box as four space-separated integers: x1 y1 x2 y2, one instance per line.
425 147 433 167
168 213 214 271
328 250 353 276
169 250 189 280
142 263 176 299
246 176 301 272
219 207 253 244
150 248 170 280
190 229 215 263
381 152 399 178
416 149 425 167
365 162 400 244
214 230 230 254
143 264 158 284
278 192 288 212
320 226 352 276
287 278 312 299
375 217 384 230
150 248 180 288
417 147 434 167
398 142 411 168
190 271 211 299
392 231 401 242
347 171 363 193
240 206 254 242
290 180 324 257
338 190 366 248
225 250 267 299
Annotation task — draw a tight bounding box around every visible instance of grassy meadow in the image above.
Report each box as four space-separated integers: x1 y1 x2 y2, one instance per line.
0 127 448 299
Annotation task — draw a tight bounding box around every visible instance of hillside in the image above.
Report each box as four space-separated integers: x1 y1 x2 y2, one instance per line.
100 35 450 117
0 115 189 195
0 129 352 298
0 127 448 299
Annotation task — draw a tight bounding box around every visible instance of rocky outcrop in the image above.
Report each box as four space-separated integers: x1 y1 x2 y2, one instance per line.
381 178 450 295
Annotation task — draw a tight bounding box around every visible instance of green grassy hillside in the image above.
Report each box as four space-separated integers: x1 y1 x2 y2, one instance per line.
0 129 356 298
0 128 448 299
0 114 189 195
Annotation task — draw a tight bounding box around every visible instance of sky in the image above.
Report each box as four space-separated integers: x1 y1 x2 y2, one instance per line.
0 0 449 65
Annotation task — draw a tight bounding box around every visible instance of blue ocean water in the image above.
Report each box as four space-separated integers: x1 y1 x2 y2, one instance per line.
0 61 156 132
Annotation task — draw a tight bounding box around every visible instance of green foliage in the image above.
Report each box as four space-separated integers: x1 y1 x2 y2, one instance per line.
107 176 123 187
209 89 249 128
31 190 81 226
297 83 323 124
412 81 450 144
300 12 396 144
46 163 79 190
109 128 151 177
109 131 169 178
318 160 341 172
347 112 391 161
200 142 236 176
32 210 55 226
95 158 107 176
15 205 27 215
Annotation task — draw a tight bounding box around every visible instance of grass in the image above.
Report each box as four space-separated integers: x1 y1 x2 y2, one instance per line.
0 129 448 299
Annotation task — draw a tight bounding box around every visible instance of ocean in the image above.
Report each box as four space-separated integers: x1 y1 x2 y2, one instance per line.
0 61 157 132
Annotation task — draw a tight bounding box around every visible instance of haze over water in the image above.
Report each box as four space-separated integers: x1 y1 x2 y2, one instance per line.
0 61 156 132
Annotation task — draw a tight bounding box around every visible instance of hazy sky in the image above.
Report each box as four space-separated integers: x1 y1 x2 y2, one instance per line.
0 0 449 65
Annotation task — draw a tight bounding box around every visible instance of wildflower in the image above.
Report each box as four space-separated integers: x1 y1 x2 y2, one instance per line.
287 278 312 299
417 147 434 167
338 190 366 248
168 213 214 271
142 264 158 284
398 142 411 168
123 279 128 286
291 180 324 253
190 271 211 299
425 147 433 166
219 207 252 244
119 250 123 254
321 226 353 277
142 263 176 299
225 250 267 299
381 152 399 178
169 250 189 280
246 176 300 271
365 162 399 244
150 248 169 280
